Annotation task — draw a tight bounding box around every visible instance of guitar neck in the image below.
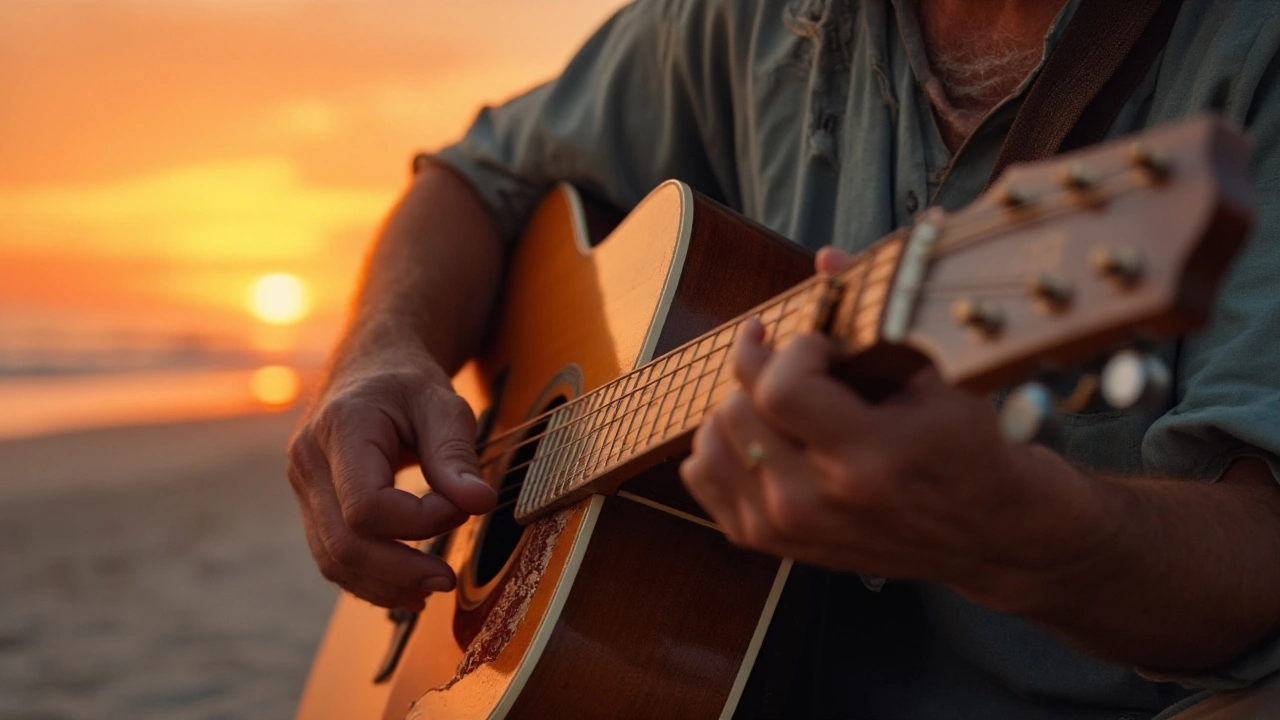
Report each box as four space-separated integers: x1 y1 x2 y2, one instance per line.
510 115 1254 523
511 236 907 522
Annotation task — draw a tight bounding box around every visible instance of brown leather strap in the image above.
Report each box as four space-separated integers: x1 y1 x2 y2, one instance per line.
987 0 1184 186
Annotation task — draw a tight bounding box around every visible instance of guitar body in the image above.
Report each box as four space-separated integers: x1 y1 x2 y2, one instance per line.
298 180 815 720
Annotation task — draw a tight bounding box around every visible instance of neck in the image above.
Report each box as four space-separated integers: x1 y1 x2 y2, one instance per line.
915 0 1069 150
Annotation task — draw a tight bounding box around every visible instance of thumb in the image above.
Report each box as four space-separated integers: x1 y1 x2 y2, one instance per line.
815 246 857 275
413 386 497 515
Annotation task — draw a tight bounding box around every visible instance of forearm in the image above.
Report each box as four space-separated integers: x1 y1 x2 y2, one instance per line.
333 162 505 379
981 452 1280 674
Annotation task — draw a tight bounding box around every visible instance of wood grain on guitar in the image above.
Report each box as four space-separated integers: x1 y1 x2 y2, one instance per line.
297 116 1261 720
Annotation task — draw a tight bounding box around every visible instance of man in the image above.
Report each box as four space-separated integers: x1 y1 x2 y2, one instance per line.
286 1 1280 717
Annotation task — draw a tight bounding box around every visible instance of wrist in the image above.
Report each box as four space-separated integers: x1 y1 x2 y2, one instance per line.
955 445 1128 617
325 318 448 395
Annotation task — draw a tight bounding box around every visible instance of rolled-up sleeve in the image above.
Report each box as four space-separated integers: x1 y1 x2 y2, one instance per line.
430 0 742 246
1140 26 1280 689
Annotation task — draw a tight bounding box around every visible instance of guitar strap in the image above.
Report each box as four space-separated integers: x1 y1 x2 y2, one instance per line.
743 3 1186 718
986 0 1185 187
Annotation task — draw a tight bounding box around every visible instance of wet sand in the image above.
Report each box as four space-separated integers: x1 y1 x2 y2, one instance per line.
0 411 337 720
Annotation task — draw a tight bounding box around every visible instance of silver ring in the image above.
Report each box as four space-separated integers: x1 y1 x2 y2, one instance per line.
744 440 768 471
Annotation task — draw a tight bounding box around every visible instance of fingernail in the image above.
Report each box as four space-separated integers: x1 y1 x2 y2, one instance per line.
423 576 454 593
460 472 490 491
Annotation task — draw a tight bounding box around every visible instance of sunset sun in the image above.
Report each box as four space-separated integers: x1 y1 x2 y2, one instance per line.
249 272 310 325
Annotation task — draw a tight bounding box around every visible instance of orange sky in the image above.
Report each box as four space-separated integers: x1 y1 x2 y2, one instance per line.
0 0 626 364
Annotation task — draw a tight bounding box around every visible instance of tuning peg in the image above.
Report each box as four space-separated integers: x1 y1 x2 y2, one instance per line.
1062 162 1099 190
1131 143 1172 180
1000 382 1059 444
1100 350 1171 410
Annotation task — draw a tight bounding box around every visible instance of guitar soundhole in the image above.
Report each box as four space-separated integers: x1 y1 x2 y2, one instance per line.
472 395 567 587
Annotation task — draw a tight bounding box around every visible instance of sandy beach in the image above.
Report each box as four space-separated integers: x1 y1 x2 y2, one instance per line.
0 410 337 720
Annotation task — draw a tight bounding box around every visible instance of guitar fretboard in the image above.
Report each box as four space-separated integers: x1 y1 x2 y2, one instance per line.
512 237 904 521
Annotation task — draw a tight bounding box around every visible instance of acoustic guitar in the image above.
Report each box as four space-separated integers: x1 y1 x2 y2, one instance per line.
297 115 1262 720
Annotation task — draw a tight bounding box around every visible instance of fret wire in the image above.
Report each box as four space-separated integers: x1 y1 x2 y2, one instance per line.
614 363 652 466
634 361 662 453
677 334 716 433
601 371 640 469
586 384 611 479
634 356 666 449
700 323 739 422
549 403 574 494
772 287 793 345
586 379 618 477
540 405 567 496
643 352 676 447
658 341 698 444
603 372 635 470
552 401 586 495
583 388 609 479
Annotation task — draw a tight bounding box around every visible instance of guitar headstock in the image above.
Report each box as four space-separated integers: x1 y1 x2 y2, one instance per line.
881 115 1255 393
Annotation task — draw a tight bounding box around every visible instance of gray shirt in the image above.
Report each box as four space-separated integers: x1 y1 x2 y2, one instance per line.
434 1 1280 717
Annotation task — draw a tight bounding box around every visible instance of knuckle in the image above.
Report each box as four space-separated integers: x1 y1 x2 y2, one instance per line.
719 391 753 424
313 396 369 440
430 434 478 468
832 452 893 506
285 463 310 496
328 534 365 568
738 515 776 549
764 485 808 537
756 372 798 419
316 555 345 584
341 492 381 535
421 389 477 432
286 429 313 466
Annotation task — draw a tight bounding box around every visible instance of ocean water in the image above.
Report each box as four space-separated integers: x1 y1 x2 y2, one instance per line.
0 368 303 440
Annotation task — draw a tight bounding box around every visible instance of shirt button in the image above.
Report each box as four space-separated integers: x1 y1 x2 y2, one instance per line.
905 190 920 214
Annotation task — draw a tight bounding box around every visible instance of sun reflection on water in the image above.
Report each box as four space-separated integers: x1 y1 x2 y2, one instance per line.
250 364 301 407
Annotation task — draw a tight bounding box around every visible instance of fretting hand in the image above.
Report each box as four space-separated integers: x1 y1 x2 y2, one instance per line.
678 247 1107 609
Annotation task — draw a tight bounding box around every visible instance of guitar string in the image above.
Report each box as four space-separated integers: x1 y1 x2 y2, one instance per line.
470 274 830 456
470 166 1155 508
925 171 1142 258
470 274 839 464
487 358 736 485
472 282 834 473
476 317 759 474
483 367 735 504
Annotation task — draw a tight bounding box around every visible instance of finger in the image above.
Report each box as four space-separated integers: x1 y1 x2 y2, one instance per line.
713 390 805 470
712 391 822 541
299 434 460 599
730 318 770 390
301 509 425 611
413 385 498 515
753 333 871 448
321 399 465 539
681 418 751 540
314 484 459 598
815 246 857 274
